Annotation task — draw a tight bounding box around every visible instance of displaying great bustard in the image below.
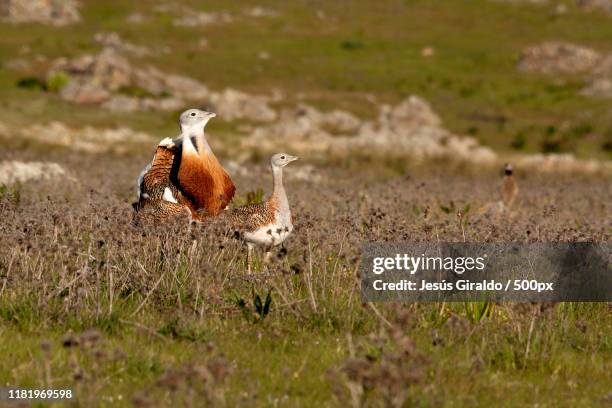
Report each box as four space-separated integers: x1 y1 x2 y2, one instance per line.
134 109 235 222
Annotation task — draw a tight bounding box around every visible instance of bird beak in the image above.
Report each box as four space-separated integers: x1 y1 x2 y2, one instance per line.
208 112 217 118
289 156 299 162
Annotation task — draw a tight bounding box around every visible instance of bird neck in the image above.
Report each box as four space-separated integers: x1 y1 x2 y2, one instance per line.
271 165 287 207
181 122 212 155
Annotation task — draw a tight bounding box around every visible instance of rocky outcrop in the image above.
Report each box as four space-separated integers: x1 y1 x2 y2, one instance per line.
581 55 612 97
242 96 497 165
517 42 602 74
93 32 151 57
0 161 65 185
47 48 277 121
515 153 612 174
581 77 612 97
0 0 79 25
173 11 232 27
576 0 612 13
18 122 152 153
518 42 612 98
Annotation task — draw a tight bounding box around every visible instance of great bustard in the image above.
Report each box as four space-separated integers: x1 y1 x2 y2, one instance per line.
224 153 298 273
134 109 235 222
501 163 518 209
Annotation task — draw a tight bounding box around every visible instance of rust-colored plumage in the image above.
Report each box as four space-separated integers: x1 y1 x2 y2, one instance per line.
133 109 235 222
177 141 235 217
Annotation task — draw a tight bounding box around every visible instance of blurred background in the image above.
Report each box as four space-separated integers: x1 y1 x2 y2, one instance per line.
1 0 611 180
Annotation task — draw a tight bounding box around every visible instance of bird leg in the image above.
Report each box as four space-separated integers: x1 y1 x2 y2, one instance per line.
263 248 273 267
246 243 254 274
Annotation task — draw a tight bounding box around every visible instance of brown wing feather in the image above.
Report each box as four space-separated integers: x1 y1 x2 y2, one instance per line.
143 146 174 190
133 198 191 222
225 198 277 232
136 144 200 220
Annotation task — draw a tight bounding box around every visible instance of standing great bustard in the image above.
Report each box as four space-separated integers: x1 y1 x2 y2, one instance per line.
224 153 298 273
501 163 518 209
134 109 236 222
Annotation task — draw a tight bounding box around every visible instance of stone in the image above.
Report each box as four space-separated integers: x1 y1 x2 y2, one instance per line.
241 96 497 165
19 121 153 153
173 11 231 27
576 0 612 13
46 48 276 119
517 42 602 74
93 32 150 57
0 0 80 25
0 161 65 185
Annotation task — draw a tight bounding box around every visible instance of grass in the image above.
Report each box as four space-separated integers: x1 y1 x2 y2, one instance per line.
0 148 610 405
0 0 611 405
0 0 611 158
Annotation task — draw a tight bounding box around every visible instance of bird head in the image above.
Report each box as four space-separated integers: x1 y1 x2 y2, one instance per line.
504 163 513 176
179 109 216 134
271 153 299 168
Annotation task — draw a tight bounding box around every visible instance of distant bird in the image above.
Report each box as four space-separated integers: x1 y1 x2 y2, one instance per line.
224 153 298 273
501 163 518 209
134 109 235 221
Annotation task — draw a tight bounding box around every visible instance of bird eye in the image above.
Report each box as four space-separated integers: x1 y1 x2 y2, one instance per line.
190 112 196 117
281 155 285 159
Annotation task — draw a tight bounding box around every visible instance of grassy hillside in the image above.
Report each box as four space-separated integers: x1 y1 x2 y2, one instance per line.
0 0 611 158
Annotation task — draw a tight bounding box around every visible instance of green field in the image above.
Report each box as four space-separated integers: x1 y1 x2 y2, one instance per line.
1 0 611 158
1 1 611 406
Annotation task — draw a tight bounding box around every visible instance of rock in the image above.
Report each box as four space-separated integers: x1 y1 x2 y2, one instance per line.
0 161 65 185
0 0 80 25
554 3 568 14
379 95 442 129
245 7 279 17
3 58 31 70
576 0 612 13
164 74 210 100
421 47 435 57
47 48 277 119
353 120 497 163
320 109 361 134
210 89 277 122
59 78 111 104
173 11 231 27
515 153 612 173
517 42 602 74
581 77 612 97
49 47 133 97
126 12 146 23
100 95 143 112
93 32 150 57
18 121 153 153
242 96 498 165
582 55 612 97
